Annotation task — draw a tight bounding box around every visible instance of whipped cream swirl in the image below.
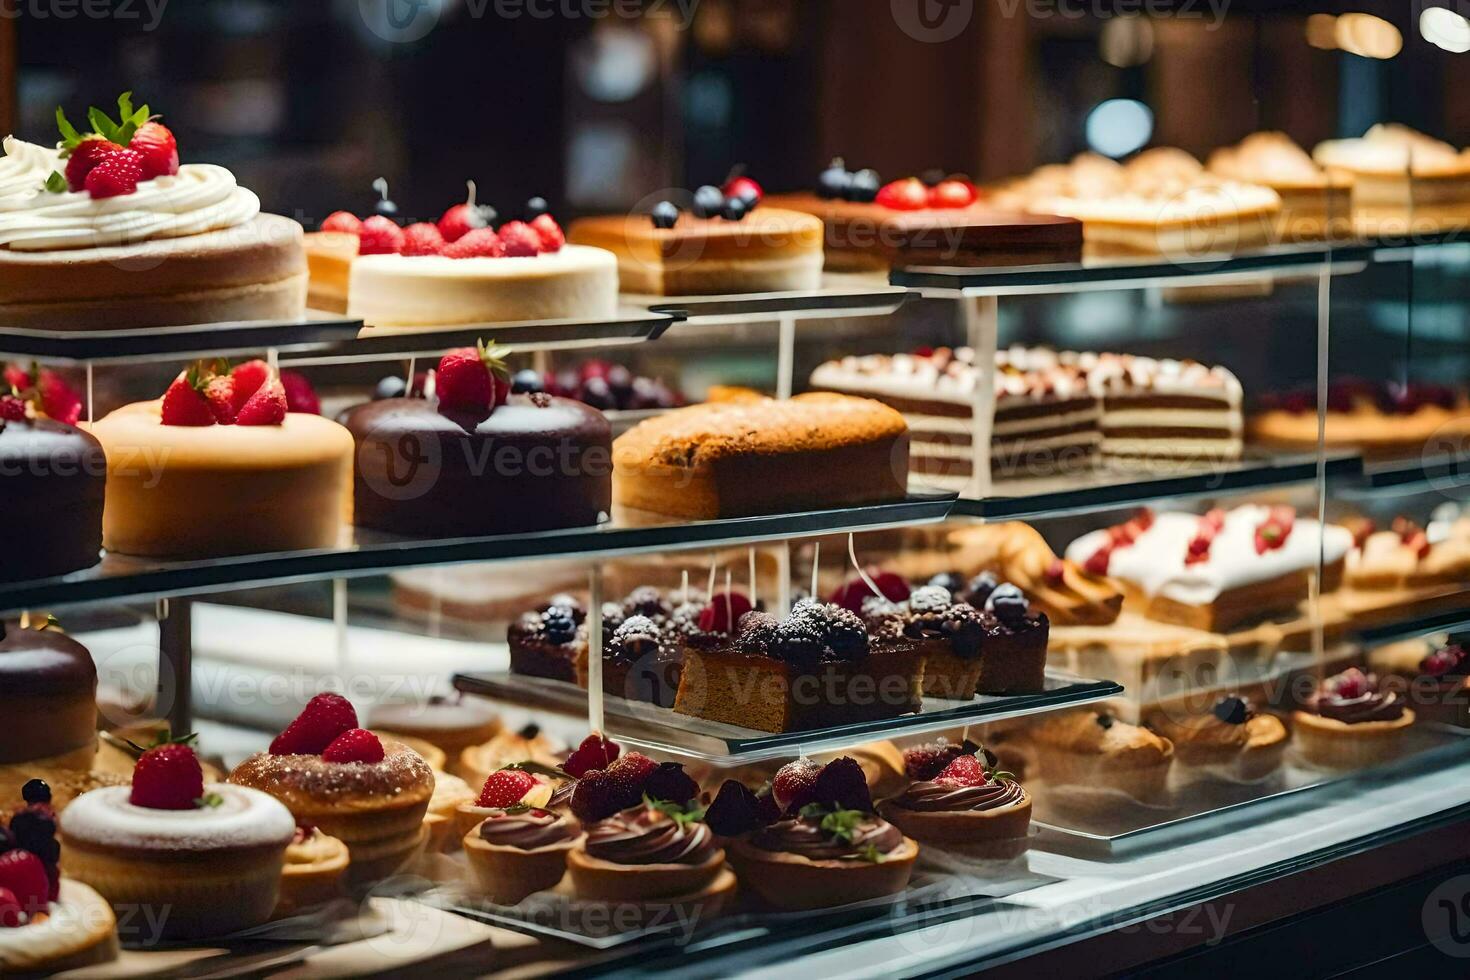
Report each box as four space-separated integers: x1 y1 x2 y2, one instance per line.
0 137 259 251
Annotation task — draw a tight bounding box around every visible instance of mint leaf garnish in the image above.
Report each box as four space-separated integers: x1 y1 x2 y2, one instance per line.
195 792 224 809
799 803 866 845
645 794 707 826
44 171 67 193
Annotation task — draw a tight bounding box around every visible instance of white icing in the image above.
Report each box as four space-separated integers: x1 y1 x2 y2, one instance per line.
1064 506 1353 606
0 137 259 251
60 784 294 852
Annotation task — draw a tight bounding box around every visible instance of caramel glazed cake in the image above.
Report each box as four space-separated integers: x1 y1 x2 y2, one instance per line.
809 346 1242 481
0 138 305 330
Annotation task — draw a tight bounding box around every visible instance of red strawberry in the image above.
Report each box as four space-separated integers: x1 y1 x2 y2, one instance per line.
36 370 81 426
321 728 385 764
875 177 928 211
1329 668 1370 700
828 569 910 614
0 396 25 422
928 178 977 209
280 370 320 415
129 741 205 811
1084 545 1112 577
2 365 30 391
63 136 122 192
203 375 237 425
229 359 270 413
401 222 446 257
128 121 179 180
476 768 538 808
438 181 497 243
435 341 509 413
159 371 217 427
270 692 359 755
496 220 542 257
569 752 659 822
810 756 873 811
564 734 620 778
936 753 987 787
529 213 565 253
697 590 754 634
0 851 48 916
84 147 144 199
0 886 21 927
236 379 287 426
442 226 503 259
320 211 363 234
357 215 405 255
771 758 822 814
902 740 968 781
722 172 764 206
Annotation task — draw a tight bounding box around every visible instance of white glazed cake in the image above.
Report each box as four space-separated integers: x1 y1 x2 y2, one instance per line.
350 245 619 329
1064 505 1353 633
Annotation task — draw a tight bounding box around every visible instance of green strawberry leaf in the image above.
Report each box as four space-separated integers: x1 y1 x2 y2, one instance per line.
44 171 67 193
55 108 84 152
645 794 708 826
195 792 224 809
505 760 574 781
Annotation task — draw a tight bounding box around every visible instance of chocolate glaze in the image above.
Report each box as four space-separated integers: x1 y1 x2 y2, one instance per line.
0 623 96 697
0 418 105 582
888 778 1026 813
478 808 577 850
342 395 612 537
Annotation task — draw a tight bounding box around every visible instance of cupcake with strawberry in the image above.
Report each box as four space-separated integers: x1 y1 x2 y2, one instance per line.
60 734 296 940
90 358 352 559
228 694 436 888
876 740 1031 855
341 340 612 539
303 181 617 325
460 764 583 906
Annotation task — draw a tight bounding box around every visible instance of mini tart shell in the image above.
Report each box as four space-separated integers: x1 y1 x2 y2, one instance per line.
462 828 583 906
274 830 350 918
1291 708 1416 769
726 835 918 911
876 791 1032 847
566 845 727 902
424 770 476 852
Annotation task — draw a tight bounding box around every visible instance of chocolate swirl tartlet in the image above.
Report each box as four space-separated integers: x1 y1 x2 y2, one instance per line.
1292 668 1414 769
567 804 731 906
463 807 583 906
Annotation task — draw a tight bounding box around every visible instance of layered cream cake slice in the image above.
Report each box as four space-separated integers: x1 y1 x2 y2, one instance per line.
1076 353 1243 464
1314 124 1470 234
1207 132 1353 241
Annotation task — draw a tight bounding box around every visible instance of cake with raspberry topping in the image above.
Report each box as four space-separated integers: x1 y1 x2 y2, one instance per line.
1249 378 1470 458
1064 505 1353 633
673 601 925 734
1292 668 1414 769
306 185 618 325
877 741 1031 852
0 779 119 973
90 359 353 559
61 734 296 939
228 694 437 887
342 343 612 539
0 93 306 330
0 370 104 582
724 757 918 910
569 175 823 295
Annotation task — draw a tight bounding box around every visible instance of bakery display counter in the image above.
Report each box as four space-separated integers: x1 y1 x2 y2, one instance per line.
634 279 912 325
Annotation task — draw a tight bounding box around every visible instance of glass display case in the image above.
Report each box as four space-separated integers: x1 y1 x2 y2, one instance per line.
2 1 1469 976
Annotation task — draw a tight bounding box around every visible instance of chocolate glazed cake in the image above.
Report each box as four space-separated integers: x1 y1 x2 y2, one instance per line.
342 393 612 538
0 622 98 767
0 416 105 581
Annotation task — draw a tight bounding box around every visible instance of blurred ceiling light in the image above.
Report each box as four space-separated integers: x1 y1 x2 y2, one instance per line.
1086 99 1154 159
1421 6 1470 53
1100 15 1155 68
1336 13 1403 59
1305 13 1338 50
572 26 657 104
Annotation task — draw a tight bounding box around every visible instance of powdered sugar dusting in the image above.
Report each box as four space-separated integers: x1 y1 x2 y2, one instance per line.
60 784 295 852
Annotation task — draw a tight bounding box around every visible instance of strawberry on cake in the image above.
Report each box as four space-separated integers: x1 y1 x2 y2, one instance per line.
0 92 307 330
90 359 353 559
304 184 618 326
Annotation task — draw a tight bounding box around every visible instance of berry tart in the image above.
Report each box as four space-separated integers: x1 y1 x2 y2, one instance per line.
455 764 562 845
612 393 909 520
877 741 1031 855
1144 696 1288 782
1064 505 1353 634
0 779 119 974
724 757 918 911
1372 641 1470 729
1029 710 1175 804
1292 668 1415 769
307 185 618 325
0 620 98 791
674 602 926 734
61 735 296 939
568 175 823 295
461 765 582 906
228 695 436 887
341 343 613 538
0 368 105 582
274 825 350 918
565 752 734 919
1249 378 1470 458
771 162 1082 271
0 93 306 330
91 359 353 559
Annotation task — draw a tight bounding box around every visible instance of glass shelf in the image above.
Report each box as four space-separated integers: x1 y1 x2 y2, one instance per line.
0 491 956 616
451 669 1121 765
1356 606 1470 646
633 279 913 325
1358 450 1470 494
0 315 364 365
